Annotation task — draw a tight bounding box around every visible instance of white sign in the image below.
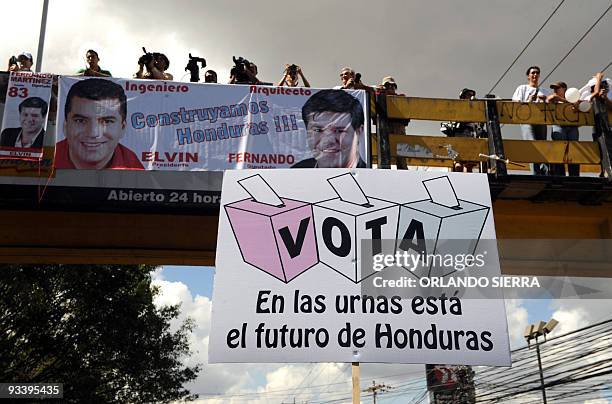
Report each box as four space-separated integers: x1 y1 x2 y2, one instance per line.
0 72 53 160
210 169 511 365
56 77 368 170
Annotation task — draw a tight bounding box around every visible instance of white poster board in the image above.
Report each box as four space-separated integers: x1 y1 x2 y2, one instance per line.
0 72 53 160
210 169 511 366
56 77 368 170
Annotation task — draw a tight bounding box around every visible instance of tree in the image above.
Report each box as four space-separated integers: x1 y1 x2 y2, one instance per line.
0 264 200 402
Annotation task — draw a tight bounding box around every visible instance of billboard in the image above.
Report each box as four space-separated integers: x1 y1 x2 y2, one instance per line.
56 77 369 170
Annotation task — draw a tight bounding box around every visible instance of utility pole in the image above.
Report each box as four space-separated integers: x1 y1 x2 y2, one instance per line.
36 0 50 72
524 319 559 404
363 380 393 404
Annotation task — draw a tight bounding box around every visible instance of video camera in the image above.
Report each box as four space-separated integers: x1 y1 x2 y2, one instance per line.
138 47 154 66
185 53 207 82
231 56 254 84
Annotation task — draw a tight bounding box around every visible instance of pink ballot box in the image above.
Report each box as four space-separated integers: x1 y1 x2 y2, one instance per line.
225 197 318 283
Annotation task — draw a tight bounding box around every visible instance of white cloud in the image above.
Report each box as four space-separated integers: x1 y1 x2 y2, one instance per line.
150 272 429 403
504 298 529 347
549 299 611 337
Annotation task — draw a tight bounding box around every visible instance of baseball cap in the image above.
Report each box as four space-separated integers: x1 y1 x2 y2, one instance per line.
382 76 397 86
18 52 33 61
549 81 567 89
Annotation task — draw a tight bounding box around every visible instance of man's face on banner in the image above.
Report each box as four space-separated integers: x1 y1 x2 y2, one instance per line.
19 107 45 137
64 96 126 169
305 111 361 168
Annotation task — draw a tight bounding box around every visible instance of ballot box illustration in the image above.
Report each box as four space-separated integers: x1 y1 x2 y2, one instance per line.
396 176 490 276
225 174 318 283
313 173 400 283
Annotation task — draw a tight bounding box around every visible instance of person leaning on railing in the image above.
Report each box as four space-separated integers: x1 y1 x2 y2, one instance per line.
375 76 409 135
512 66 550 175
546 81 579 177
582 72 612 177
440 88 486 172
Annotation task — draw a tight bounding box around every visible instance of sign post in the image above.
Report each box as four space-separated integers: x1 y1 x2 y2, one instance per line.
352 362 360 404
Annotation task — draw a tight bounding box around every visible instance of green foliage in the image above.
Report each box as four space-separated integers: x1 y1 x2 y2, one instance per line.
0 264 200 403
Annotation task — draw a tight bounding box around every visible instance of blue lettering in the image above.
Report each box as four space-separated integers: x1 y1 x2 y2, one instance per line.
176 127 193 145
131 112 145 129
258 100 269 113
193 129 205 143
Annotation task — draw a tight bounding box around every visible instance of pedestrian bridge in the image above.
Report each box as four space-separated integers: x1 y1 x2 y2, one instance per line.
1 94 611 278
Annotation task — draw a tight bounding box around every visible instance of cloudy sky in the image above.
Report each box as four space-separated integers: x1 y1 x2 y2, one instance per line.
3 0 612 402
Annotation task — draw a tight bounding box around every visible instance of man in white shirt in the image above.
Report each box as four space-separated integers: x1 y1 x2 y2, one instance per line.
512 66 550 175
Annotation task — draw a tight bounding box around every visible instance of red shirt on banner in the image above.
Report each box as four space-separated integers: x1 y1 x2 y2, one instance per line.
54 139 144 170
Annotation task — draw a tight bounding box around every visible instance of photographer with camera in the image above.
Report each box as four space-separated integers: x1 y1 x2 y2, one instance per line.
185 53 206 82
7 56 18 72
440 88 486 172
229 57 261 85
277 64 310 87
334 67 370 91
7 52 34 72
134 48 173 80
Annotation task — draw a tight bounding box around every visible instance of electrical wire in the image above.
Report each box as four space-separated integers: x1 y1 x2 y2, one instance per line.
487 0 566 95
541 2 612 84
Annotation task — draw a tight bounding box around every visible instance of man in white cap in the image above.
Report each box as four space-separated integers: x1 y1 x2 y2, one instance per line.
16 52 33 72
376 76 409 135
378 76 399 95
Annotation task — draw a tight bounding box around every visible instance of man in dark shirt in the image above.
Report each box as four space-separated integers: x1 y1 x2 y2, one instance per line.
0 97 48 149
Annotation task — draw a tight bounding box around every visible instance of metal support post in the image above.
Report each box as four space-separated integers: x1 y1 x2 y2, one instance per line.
593 97 612 180
375 93 391 169
484 97 507 176
535 342 548 404
35 0 50 73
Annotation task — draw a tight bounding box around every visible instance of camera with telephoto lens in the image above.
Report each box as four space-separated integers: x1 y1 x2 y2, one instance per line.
185 53 207 82
138 47 154 65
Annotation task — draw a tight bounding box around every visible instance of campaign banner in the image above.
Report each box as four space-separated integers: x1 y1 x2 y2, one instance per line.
56 77 368 170
0 72 53 160
209 169 511 365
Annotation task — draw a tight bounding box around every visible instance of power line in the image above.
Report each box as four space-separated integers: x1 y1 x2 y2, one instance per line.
541 2 612 84
487 0 566 95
